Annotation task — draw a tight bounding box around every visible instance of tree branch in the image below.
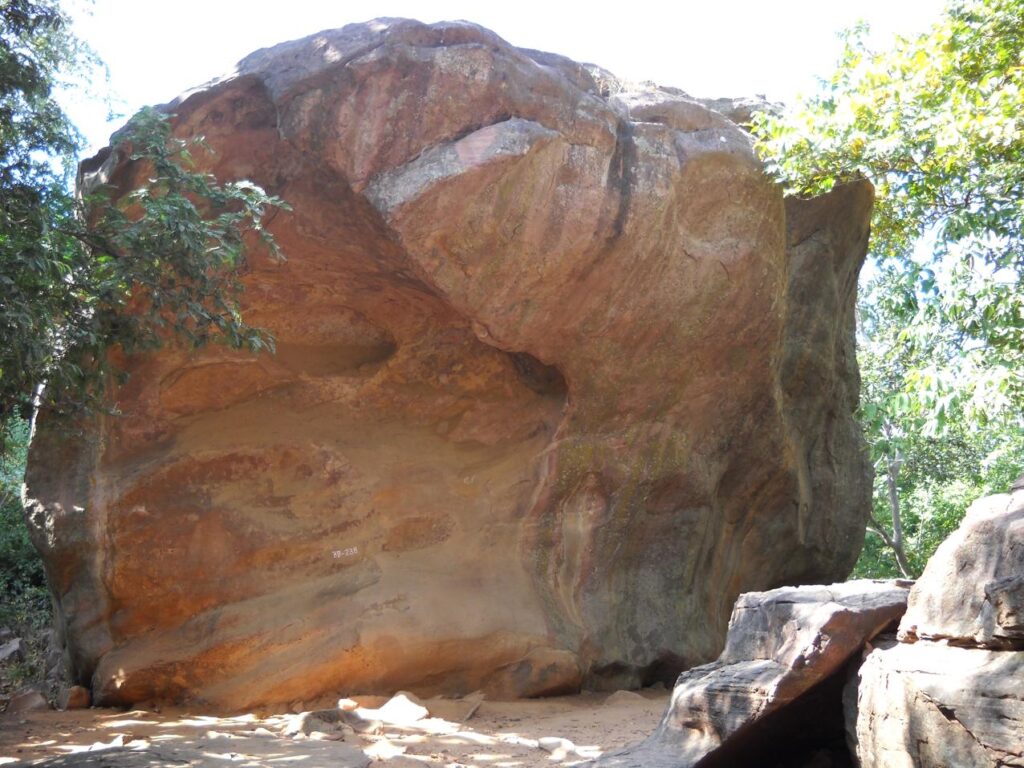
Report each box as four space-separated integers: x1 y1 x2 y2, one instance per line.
866 512 913 578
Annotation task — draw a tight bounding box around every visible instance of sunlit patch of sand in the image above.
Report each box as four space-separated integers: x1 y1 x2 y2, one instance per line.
0 689 669 767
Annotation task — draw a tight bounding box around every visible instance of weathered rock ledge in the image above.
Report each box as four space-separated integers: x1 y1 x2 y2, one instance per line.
597 580 910 767
850 487 1024 768
24 18 872 709
603 484 1023 768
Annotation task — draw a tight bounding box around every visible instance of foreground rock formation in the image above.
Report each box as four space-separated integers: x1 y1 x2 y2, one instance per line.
850 485 1024 767
598 581 909 767
24 19 872 709
602 483 1022 768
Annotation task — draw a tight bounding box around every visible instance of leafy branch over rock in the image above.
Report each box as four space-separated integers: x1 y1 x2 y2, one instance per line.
72 106 289 393
0 0 288 455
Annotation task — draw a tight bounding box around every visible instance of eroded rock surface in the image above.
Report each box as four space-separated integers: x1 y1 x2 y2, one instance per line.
597 581 908 767
852 639 1024 768
850 487 1024 768
24 19 873 709
899 487 1024 649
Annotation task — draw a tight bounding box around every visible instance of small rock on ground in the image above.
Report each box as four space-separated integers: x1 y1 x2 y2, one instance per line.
60 685 90 710
373 692 429 724
539 736 576 754
0 638 24 664
603 690 646 707
4 687 49 716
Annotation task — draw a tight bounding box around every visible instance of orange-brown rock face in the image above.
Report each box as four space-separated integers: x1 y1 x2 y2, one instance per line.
24 19 873 710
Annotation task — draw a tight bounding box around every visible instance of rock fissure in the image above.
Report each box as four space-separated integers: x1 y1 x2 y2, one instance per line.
926 690 1013 763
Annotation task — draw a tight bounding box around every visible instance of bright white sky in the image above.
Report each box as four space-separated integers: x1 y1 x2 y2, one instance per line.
65 0 946 154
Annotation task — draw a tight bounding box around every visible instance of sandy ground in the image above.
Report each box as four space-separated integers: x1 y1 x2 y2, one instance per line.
0 689 670 767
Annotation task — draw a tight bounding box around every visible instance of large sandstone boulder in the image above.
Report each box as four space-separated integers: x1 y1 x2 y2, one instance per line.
850 486 1024 768
598 581 909 767
23 19 873 709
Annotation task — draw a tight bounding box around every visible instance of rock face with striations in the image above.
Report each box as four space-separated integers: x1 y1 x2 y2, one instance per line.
598 580 910 767
24 19 873 709
850 486 1024 767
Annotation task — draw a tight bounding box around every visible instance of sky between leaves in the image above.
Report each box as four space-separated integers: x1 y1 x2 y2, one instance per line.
63 0 945 154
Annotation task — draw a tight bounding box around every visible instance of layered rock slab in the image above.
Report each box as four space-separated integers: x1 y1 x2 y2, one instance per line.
850 487 1024 768
24 18 873 709
853 640 1024 768
596 581 909 767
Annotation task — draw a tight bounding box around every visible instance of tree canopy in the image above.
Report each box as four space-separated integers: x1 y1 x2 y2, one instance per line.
0 0 285 455
753 0 1024 576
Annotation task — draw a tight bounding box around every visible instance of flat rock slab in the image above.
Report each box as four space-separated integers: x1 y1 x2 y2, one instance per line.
598 580 909 768
25 17 873 709
852 639 1024 768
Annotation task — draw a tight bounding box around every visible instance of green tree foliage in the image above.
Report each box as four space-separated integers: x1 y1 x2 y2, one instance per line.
0 418 46 624
753 0 1024 576
1 0 287 659
1 0 286 456
853 271 1024 577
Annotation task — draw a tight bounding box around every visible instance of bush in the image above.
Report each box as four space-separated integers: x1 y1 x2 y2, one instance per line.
0 419 48 624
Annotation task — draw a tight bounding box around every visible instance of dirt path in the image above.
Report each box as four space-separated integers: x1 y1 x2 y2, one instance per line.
0 689 669 767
